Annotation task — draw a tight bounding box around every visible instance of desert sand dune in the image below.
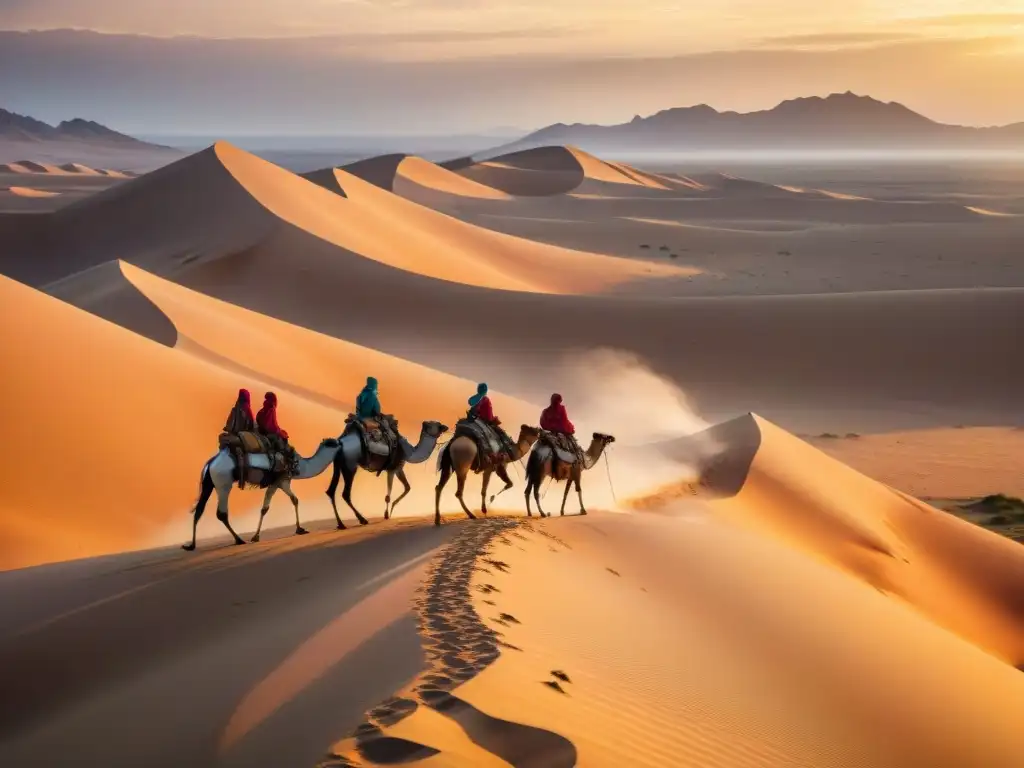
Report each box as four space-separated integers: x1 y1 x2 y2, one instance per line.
170 220 1023 431
4 186 60 198
335 507 1024 767
453 145 675 197
312 154 510 200
12 141 676 293
692 413 1024 662
1 263 546 571
57 162 102 175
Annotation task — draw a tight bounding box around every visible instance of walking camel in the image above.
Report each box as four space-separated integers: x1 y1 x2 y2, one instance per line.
183 437 341 551
326 420 450 527
435 424 542 526
524 432 616 518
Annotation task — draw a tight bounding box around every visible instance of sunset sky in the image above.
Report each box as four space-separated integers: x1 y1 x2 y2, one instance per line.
1 1 1023 134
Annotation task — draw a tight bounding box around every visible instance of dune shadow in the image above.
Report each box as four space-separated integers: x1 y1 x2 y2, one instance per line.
423 689 577 768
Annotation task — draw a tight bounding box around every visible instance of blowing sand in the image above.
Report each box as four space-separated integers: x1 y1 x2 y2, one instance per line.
1 139 1023 766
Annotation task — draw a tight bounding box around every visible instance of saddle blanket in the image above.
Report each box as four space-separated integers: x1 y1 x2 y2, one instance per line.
455 418 506 461
345 416 395 458
541 432 581 465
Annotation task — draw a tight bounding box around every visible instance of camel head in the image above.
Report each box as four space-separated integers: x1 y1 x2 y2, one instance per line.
592 432 616 445
422 420 450 438
518 424 542 445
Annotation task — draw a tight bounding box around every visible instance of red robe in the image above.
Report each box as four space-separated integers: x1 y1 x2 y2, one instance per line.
256 393 289 440
471 395 499 424
540 394 574 434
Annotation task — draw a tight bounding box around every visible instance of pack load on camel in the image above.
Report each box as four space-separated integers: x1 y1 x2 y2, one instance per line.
454 382 516 470
344 376 400 475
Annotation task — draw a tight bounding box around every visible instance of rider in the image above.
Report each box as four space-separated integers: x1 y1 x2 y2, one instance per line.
468 383 514 458
256 391 298 472
224 388 255 435
355 376 397 450
540 393 582 464
355 377 381 420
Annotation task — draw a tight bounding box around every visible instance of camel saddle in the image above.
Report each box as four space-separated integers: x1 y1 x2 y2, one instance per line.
219 431 289 488
541 431 582 466
345 414 399 465
455 417 509 469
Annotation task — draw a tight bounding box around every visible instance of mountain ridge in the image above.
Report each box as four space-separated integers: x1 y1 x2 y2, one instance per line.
499 92 1024 155
0 107 169 148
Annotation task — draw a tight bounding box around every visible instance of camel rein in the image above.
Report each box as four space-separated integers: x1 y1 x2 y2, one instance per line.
603 447 619 507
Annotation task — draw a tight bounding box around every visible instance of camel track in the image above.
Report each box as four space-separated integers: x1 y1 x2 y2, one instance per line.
317 517 577 767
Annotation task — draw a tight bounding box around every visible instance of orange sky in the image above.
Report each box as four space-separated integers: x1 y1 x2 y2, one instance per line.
1 2 1023 129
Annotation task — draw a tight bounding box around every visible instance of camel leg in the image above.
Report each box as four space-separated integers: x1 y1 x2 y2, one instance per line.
282 479 307 535
454 463 476 520
183 462 215 552
341 462 370 527
576 475 587 515
524 476 534 517
389 466 412 517
492 464 515 505
325 460 347 530
559 476 573 516
435 450 453 527
534 464 548 518
480 469 492 515
214 483 245 546
384 469 395 520
251 484 278 542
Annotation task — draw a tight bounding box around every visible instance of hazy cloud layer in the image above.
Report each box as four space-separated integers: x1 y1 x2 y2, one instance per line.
1 29 1022 134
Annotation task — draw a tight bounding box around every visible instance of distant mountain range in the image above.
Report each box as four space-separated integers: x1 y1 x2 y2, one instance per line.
0 107 167 147
497 92 1024 156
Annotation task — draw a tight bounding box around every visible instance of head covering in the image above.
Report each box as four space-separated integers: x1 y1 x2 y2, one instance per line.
468 382 488 408
550 393 563 405
264 391 277 407
237 388 250 404
365 376 378 391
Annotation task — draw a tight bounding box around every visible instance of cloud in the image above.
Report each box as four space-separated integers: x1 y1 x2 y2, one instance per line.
758 31 918 48
897 13 1024 29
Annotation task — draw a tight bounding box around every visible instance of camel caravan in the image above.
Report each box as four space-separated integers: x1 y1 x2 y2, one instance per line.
183 380 615 552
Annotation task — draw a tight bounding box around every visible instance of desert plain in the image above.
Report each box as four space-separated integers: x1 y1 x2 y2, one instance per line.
1 140 1023 767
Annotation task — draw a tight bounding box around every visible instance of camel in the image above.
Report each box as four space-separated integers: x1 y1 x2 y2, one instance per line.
326 420 449 527
435 424 541 526
183 437 341 551
524 432 616 518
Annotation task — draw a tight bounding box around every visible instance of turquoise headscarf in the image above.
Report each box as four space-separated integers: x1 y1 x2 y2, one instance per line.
468 382 487 408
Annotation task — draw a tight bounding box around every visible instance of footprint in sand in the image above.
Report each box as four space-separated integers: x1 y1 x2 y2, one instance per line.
322 519 576 767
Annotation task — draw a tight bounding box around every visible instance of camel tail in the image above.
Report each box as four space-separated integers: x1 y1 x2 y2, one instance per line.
437 441 453 474
192 459 216 517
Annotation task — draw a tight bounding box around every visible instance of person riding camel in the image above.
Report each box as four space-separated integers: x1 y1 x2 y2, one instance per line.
468 383 514 459
355 376 397 452
224 388 256 488
224 388 255 435
540 393 583 465
256 391 298 473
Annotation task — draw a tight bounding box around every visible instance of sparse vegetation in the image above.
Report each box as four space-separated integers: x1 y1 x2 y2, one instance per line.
777 250 792 256
659 245 669 251
669 253 679 259
818 432 840 439
639 244 650 249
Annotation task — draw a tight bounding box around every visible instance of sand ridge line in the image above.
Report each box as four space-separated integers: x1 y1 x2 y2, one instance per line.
318 517 577 767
